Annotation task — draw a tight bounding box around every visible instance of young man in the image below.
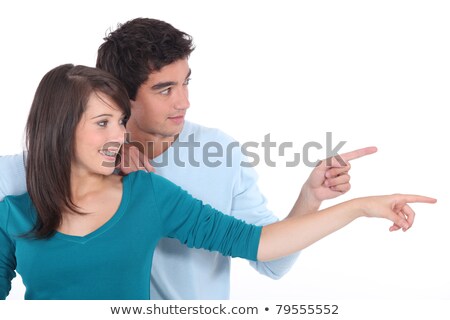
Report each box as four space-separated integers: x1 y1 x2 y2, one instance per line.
0 18 374 299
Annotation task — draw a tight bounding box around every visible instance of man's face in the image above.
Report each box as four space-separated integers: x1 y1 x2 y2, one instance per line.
128 58 191 141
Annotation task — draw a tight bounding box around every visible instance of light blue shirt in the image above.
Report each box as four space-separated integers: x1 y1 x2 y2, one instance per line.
0 121 299 299
0 154 26 200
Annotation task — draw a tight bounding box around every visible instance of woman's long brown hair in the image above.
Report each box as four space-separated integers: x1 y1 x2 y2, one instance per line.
25 64 131 238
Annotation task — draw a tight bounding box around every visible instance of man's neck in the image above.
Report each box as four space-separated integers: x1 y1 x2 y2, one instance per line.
127 129 178 160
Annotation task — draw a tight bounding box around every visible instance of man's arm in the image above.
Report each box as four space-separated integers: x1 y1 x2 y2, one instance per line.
231 146 377 279
0 153 27 201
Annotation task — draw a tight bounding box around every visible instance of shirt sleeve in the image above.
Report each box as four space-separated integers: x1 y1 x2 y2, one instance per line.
149 173 262 261
231 148 300 279
0 153 27 201
0 200 17 299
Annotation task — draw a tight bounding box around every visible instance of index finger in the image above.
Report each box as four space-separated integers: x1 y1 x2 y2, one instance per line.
339 146 378 162
399 194 437 204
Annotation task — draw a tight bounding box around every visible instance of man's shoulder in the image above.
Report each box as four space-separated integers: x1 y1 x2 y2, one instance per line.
175 121 246 169
0 153 25 169
0 153 27 200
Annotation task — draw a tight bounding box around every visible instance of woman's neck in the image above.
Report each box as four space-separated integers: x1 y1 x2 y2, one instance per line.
59 172 123 236
69 170 113 205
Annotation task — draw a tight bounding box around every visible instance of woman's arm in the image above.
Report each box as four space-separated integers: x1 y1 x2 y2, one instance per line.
0 200 17 299
145 171 436 263
258 194 436 261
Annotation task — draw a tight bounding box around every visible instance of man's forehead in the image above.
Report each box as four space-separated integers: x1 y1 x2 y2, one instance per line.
146 68 191 87
148 59 190 79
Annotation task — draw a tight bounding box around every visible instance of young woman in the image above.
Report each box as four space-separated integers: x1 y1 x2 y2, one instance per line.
0 64 436 300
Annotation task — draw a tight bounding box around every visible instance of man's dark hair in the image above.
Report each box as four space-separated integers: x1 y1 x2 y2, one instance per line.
96 18 195 100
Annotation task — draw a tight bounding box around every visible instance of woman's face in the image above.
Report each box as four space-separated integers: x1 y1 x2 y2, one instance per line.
72 92 127 177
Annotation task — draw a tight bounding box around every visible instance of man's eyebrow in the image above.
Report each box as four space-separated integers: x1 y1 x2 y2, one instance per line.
151 81 176 90
151 68 192 91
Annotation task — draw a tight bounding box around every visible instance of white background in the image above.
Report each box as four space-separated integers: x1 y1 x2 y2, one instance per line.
0 0 448 302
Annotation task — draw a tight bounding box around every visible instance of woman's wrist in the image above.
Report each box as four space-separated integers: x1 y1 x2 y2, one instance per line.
348 196 372 218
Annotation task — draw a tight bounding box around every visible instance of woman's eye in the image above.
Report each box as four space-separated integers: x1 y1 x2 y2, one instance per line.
119 118 127 126
97 120 107 127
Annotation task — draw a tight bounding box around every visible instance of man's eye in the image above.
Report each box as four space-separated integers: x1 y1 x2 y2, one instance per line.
160 88 171 95
184 78 191 85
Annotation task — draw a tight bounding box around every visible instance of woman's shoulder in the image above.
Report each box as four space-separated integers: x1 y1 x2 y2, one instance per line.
124 171 184 199
0 193 34 232
0 192 32 210
125 170 174 187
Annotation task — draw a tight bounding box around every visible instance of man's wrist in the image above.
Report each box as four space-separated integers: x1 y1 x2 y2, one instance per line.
297 186 322 213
